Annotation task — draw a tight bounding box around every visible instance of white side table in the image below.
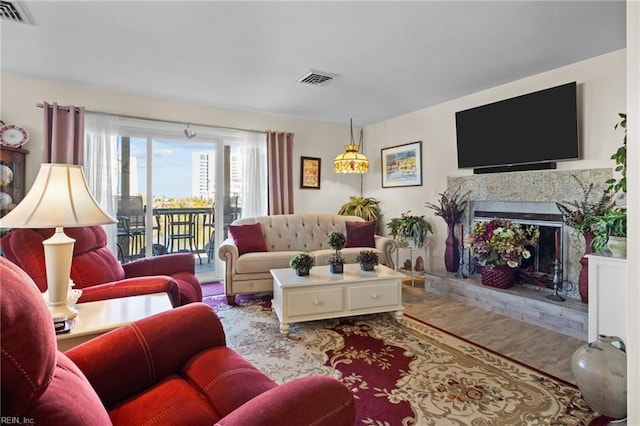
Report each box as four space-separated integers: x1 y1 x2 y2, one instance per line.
56 293 172 351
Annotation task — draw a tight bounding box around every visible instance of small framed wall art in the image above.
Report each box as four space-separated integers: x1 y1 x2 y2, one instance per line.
300 156 321 189
381 141 423 188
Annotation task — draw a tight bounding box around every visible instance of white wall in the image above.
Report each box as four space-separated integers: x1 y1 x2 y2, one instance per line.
362 49 626 271
0 73 363 215
625 0 639 422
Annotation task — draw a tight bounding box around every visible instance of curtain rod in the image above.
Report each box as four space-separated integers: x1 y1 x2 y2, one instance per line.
35 103 263 134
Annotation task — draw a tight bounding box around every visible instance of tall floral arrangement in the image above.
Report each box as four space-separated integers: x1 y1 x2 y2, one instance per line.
425 187 469 224
555 175 615 236
464 219 539 268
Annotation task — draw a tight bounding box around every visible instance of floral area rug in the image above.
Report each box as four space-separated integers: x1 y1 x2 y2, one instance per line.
203 293 604 426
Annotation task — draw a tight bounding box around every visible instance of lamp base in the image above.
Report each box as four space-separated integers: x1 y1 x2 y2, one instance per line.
51 304 78 334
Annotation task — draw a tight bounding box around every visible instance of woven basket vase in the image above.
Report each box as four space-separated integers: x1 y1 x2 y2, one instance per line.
481 265 516 289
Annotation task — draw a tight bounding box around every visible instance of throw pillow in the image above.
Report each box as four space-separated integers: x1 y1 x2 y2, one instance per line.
345 221 376 248
229 223 268 255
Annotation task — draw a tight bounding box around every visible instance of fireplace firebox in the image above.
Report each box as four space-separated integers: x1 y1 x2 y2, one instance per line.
469 201 568 288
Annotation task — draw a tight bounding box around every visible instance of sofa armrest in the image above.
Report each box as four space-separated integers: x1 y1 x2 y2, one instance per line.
65 303 226 408
77 276 178 304
123 252 195 278
218 237 239 287
216 376 356 426
375 235 397 269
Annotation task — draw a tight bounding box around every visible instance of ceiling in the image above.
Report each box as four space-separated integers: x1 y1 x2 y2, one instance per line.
1 1 626 126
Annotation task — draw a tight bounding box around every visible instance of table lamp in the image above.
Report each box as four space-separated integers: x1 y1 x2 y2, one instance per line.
0 163 116 332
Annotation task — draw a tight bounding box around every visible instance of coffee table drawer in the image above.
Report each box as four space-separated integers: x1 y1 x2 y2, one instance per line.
348 283 400 310
287 288 343 317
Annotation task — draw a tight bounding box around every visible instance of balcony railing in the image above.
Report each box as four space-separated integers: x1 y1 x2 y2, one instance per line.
118 207 214 264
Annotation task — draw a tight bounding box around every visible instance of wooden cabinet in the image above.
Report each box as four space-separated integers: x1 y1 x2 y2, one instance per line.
0 146 28 217
587 254 627 343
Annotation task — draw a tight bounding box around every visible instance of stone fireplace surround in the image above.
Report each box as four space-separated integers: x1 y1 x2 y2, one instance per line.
448 167 612 300
423 168 611 339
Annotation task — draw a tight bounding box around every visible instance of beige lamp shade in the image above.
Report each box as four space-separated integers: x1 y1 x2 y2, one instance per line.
0 163 116 229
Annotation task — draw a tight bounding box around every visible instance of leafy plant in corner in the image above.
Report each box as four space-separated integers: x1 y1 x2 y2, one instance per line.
592 207 627 252
289 252 315 272
605 113 627 194
337 196 381 224
386 211 433 248
425 187 469 224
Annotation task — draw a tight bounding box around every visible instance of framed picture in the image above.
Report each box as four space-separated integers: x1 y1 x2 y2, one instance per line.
300 156 321 189
381 141 423 188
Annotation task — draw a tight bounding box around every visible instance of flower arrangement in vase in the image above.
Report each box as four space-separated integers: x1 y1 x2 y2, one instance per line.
556 175 615 239
289 252 315 276
356 250 379 271
327 232 346 273
556 175 616 302
464 219 539 288
425 187 469 272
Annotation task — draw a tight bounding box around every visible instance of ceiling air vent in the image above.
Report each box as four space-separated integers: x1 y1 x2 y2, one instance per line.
0 0 34 24
297 69 340 87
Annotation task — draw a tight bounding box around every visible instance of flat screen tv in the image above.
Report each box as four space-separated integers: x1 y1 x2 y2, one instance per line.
455 82 579 171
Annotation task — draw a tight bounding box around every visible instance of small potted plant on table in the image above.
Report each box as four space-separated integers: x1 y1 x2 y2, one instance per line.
356 250 379 272
289 252 315 276
327 232 346 274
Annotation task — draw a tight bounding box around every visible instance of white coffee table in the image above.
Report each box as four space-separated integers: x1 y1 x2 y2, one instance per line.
271 264 404 335
56 293 172 351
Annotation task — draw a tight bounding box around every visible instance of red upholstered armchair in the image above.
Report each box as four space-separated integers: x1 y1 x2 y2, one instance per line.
0 257 356 425
0 226 201 307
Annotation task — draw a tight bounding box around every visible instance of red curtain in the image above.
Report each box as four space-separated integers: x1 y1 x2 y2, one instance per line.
42 102 85 165
266 131 294 215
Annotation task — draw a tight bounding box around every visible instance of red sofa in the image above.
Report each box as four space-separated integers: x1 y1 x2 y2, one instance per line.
0 226 202 307
0 256 356 425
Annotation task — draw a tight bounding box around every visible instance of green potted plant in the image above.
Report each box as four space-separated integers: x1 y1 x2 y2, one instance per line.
356 250 379 271
605 113 627 194
386 211 432 249
328 252 346 274
592 207 627 257
556 175 616 239
425 187 469 272
327 232 346 273
337 196 381 228
289 252 315 276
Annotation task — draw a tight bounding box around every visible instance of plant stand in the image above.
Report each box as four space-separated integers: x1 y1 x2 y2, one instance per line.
400 246 425 287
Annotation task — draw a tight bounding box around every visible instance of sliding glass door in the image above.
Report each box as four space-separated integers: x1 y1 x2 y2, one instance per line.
114 120 266 280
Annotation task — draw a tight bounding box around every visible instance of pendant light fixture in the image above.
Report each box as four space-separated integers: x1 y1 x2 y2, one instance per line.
334 118 369 174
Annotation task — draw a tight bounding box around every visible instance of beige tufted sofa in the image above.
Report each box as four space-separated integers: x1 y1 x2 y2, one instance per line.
218 214 396 304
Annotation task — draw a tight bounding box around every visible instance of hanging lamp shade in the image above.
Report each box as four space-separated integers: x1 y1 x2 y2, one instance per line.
334 119 369 174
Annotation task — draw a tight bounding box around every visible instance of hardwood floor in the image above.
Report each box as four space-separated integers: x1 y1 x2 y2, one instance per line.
401 283 585 385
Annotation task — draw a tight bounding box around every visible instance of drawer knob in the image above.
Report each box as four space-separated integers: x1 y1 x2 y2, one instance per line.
371 293 380 299
313 300 320 305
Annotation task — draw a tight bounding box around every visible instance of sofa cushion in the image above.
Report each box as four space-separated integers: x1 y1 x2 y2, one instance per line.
236 251 300 274
229 223 268 256
345 221 376 248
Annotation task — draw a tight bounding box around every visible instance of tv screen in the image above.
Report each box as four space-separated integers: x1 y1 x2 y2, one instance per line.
455 82 579 170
